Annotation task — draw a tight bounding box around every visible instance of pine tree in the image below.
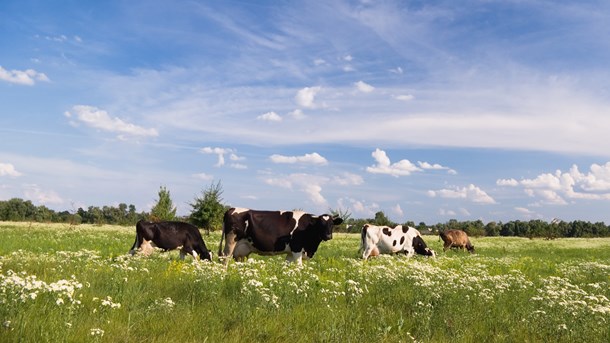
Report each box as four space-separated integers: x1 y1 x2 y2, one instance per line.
150 186 177 221
189 181 226 231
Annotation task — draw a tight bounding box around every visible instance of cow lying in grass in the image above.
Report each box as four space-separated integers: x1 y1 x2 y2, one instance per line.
129 220 212 261
439 229 475 253
360 224 436 259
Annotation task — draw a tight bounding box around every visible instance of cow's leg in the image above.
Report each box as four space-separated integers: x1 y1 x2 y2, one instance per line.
287 251 304 265
222 231 238 265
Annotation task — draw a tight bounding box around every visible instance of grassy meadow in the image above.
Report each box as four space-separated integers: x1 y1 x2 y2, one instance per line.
1 221 609 342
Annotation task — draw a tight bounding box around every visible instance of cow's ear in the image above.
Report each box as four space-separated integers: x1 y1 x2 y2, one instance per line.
333 217 343 225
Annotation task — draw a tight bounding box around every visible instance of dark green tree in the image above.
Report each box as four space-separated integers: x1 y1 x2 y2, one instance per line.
189 181 227 231
150 186 177 221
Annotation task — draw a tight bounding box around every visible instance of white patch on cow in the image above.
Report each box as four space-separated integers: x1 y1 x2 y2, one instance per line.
361 224 425 259
191 251 199 260
140 239 155 256
321 215 330 221
233 207 250 214
289 211 306 235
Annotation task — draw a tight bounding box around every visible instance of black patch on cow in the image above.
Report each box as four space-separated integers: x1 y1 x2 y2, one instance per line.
382 227 392 236
400 236 405 245
393 240 397 246
402 225 408 233
131 220 212 261
412 235 434 256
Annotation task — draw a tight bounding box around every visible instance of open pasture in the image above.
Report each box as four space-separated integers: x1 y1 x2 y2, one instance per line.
1 222 609 342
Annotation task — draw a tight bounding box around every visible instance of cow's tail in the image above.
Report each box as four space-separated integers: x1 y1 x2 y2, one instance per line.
359 224 368 253
129 220 143 255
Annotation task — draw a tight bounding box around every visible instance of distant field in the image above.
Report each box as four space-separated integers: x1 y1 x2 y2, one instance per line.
1 222 609 342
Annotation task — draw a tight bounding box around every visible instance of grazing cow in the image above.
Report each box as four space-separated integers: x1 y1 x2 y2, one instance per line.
129 220 212 261
439 229 475 253
218 208 343 265
361 224 436 259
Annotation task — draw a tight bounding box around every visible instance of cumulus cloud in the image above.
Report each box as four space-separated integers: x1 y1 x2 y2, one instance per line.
295 86 321 108
391 203 404 217
269 152 328 165
497 162 610 204
366 148 421 177
0 163 22 177
496 178 519 186
200 147 246 168
264 173 329 206
428 184 496 204
257 111 282 122
64 105 158 138
355 81 375 93
0 66 50 85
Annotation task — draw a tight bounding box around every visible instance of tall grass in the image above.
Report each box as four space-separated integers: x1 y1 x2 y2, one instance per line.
1 222 609 342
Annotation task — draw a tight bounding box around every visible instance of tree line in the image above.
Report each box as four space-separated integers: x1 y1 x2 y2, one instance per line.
1 182 610 238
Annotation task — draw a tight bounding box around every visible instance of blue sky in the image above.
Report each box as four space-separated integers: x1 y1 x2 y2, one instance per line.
2 0 610 224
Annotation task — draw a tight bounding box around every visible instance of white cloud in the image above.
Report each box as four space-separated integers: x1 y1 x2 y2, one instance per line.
391 203 404 217
333 172 364 186
288 109 306 120
257 111 282 122
338 197 379 217
313 58 326 66
394 94 414 101
497 162 610 204
0 163 22 177
65 105 158 138
428 184 496 204
355 80 375 93
389 67 403 74
497 178 519 186
295 86 321 108
264 173 329 206
193 173 214 181
366 148 421 177
418 161 456 174
0 66 50 85
201 147 240 167
439 208 457 216
23 184 63 205
343 55 353 62
269 152 328 165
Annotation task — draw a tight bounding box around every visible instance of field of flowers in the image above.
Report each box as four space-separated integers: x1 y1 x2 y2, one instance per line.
1 221 609 342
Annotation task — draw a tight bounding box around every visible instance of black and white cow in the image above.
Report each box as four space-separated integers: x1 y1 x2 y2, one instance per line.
361 224 436 259
218 208 343 265
129 220 212 261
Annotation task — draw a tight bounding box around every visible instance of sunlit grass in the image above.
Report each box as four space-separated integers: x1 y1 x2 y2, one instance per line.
1 222 609 342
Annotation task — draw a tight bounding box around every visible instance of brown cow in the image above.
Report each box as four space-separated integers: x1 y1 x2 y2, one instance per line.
439 229 475 253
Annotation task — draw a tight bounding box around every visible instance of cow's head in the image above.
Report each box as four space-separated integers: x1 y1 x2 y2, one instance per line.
201 250 213 261
311 214 343 241
412 235 436 257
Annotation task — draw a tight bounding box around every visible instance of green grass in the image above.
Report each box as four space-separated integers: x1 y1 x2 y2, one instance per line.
1 222 609 342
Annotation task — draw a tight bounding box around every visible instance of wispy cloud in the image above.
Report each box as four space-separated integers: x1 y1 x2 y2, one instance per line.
64 105 158 138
